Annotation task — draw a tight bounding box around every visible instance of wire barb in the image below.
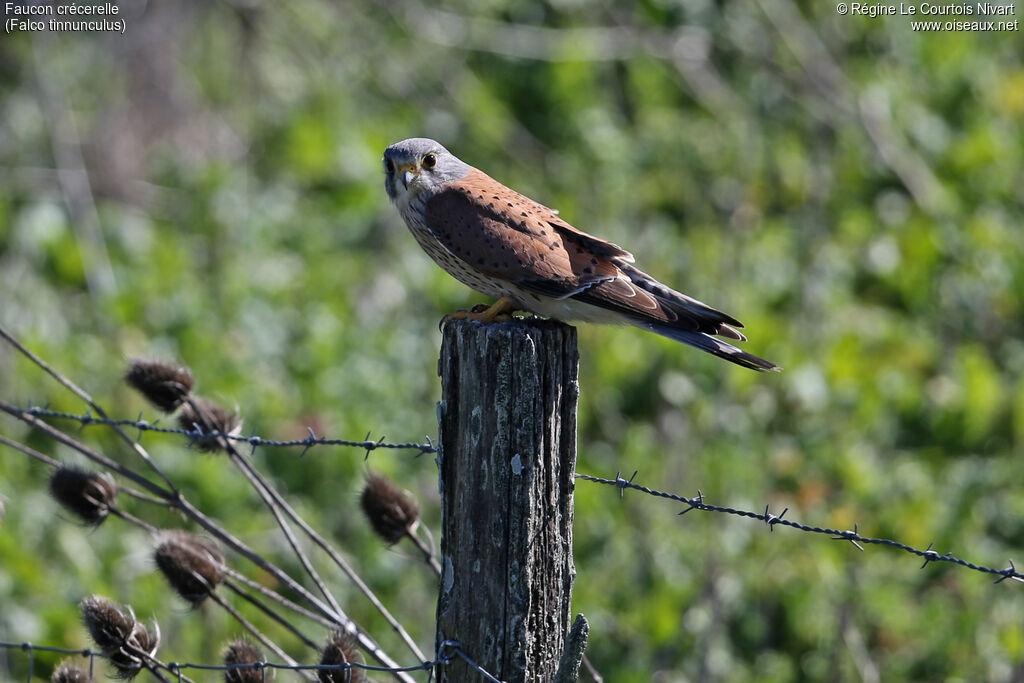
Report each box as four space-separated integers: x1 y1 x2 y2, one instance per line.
920 542 940 569
134 412 148 442
830 524 865 552
764 505 788 532
994 560 1024 584
299 427 318 457
678 489 705 516
612 470 639 499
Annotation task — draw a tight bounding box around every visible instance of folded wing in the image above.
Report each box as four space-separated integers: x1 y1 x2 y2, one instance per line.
425 169 779 371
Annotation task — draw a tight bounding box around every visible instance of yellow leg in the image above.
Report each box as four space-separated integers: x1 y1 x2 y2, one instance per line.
440 296 519 328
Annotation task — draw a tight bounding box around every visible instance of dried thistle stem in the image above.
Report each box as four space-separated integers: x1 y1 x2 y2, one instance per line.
405 527 442 577
207 591 316 682
0 324 178 493
0 434 61 467
184 395 428 666
221 579 319 650
224 568 338 631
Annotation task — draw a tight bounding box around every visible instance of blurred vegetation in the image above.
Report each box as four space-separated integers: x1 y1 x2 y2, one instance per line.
1 0 1022 680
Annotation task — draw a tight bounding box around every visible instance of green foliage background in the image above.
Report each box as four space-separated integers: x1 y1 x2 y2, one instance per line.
1 1 1022 680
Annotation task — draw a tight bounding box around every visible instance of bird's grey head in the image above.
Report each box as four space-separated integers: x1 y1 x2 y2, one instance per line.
383 138 471 207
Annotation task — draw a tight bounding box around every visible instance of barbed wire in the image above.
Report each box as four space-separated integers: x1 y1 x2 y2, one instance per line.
0 639 503 682
575 470 1024 584
17 405 438 456
9 404 1023 585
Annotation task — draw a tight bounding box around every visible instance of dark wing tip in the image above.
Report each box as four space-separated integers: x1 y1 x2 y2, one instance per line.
721 348 781 372
637 321 780 372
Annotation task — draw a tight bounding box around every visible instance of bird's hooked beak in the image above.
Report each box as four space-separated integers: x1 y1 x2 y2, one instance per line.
396 163 419 190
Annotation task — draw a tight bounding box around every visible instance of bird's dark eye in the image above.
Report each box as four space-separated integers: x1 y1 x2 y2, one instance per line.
422 153 437 169
384 158 395 174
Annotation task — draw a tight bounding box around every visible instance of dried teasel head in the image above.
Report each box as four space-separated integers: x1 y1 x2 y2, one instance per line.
81 595 135 655
107 619 160 680
223 639 273 683
49 466 118 525
177 397 242 452
80 595 160 680
360 472 420 545
318 631 363 683
154 531 225 606
52 662 94 683
125 359 194 413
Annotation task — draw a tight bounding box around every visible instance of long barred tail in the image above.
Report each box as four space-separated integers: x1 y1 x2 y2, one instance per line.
635 320 781 372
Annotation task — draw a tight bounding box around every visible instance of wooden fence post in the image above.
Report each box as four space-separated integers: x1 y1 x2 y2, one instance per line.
435 318 579 682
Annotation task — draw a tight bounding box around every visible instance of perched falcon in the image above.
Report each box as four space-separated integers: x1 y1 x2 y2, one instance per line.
383 138 779 372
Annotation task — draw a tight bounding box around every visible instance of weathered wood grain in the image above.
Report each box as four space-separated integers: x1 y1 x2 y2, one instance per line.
436 318 579 682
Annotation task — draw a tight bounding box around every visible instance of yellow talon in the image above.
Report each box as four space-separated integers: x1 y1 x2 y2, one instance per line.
439 296 518 329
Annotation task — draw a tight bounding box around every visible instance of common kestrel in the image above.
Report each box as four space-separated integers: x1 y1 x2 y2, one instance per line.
383 138 779 372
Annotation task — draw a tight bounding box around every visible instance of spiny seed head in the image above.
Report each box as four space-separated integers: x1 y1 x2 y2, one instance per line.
360 472 420 545
223 639 272 683
52 663 93 683
107 619 160 680
79 595 160 680
49 466 118 525
318 631 363 683
125 359 194 413
81 595 135 653
177 398 242 452
154 531 225 606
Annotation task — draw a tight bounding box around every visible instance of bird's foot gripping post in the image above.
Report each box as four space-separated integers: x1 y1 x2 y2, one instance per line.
439 296 519 328
436 318 578 682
